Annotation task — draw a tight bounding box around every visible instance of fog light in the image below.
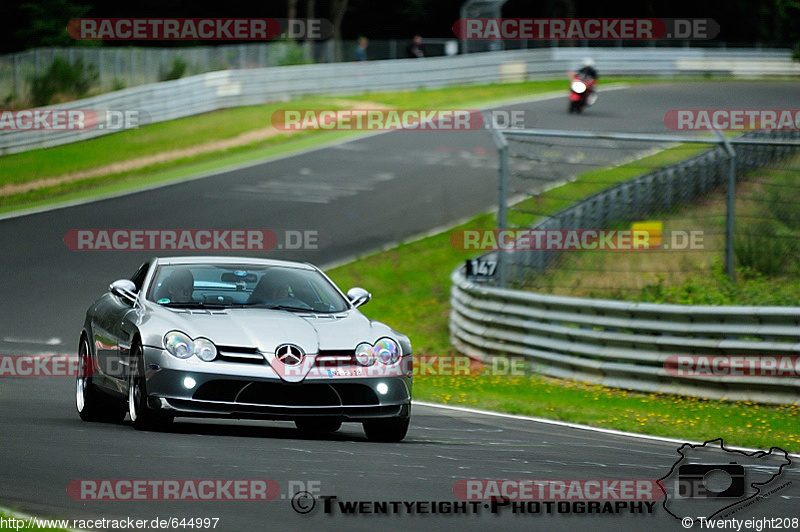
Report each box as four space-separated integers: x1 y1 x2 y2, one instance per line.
183 377 197 389
376 382 388 395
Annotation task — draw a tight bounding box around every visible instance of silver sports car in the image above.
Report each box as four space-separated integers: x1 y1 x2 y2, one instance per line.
76 256 413 442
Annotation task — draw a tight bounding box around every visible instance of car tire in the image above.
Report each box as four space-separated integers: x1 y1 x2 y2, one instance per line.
295 417 342 433
128 342 173 431
76 337 126 423
363 416 410 442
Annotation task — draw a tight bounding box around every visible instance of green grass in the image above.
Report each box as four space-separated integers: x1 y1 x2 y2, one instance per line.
416 376 800 451
0 97 349 185
521 155 800 305
323 142 800 452
0 128 359 214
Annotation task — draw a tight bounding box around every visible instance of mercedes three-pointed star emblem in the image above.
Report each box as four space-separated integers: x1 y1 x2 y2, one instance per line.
275 344 305 366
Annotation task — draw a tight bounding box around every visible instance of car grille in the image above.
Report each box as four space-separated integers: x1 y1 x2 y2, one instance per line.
316 349 355 363
216 347 356 366
193 380 379 407
216 346 265 365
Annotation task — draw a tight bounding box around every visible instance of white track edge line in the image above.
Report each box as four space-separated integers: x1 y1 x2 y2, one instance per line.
413 401 800 458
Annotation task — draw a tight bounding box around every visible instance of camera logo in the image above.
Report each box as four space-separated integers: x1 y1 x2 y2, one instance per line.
659 438 791 522
676 463 745 499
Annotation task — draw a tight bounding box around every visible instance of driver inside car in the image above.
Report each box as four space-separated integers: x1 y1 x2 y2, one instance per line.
267 283 291 303
247 276 293 305
162 268 195 303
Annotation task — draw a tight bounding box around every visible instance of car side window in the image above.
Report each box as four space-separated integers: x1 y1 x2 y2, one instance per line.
130 262 150 292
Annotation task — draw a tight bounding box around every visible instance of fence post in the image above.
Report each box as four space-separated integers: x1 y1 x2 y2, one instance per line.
714 130 737 281
13 53 21 100
488 121 509 287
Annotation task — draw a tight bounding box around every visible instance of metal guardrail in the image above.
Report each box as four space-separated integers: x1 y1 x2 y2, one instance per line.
3 47 799 155
451 269 800 404
450 130 800 404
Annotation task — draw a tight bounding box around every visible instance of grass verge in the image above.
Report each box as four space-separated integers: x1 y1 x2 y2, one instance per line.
522 154 800 305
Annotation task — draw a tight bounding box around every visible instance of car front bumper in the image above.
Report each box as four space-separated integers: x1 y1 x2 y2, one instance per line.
142 346 412 421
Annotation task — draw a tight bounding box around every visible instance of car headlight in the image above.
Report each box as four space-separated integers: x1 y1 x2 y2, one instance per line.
193 338 217 362
355 342 376 366
375 338 400 365
571 80 587 94
164 331 217 361
164 331 193 359
355 338 401 366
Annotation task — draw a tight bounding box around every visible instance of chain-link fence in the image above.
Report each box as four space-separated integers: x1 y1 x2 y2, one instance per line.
484 129 800 304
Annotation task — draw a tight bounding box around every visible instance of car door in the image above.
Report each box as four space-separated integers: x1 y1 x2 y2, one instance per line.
92 262 150 394
116 262 151 391
91 291 129 393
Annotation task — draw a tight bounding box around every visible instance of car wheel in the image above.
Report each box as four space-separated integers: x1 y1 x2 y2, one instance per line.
295 417 342 433
363 416 410 442
76 338 126 423
128 343 173 431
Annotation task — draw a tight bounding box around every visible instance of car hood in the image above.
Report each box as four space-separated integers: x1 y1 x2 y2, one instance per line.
141 305 393 355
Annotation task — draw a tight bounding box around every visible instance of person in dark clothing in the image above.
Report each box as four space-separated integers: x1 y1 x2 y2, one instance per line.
354 36 368 61
406 35 425 58
577 57 598 81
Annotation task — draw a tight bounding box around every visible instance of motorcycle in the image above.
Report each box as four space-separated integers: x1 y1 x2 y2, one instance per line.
568 73 597 113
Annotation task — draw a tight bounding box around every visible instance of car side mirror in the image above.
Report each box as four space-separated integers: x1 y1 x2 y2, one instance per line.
109 279 138 302
346 287 372 308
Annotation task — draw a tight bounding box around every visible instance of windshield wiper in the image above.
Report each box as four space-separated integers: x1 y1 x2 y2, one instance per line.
159 301 227 309
263 304 315 312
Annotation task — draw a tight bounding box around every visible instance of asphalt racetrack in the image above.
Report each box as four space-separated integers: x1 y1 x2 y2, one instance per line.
1 82 799 531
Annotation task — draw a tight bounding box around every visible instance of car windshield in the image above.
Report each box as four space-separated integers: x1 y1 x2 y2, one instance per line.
147 263 349 313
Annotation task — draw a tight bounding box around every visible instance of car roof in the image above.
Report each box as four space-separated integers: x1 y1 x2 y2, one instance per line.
152 256 317 271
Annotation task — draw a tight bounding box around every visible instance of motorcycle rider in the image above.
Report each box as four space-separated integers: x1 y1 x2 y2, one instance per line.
576 58 598 105
577 57 598 81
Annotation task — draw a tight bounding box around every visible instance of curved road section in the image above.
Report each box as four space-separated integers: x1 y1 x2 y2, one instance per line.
0 82 799 531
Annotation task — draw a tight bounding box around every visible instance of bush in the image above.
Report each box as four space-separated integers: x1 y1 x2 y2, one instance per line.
160 57 188 81
29 56 97 106
734 221 798 277
277 41 312 66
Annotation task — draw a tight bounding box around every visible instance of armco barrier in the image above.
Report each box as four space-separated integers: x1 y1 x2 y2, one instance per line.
2 47 799 155
450 268 800 404
450 130 800 404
